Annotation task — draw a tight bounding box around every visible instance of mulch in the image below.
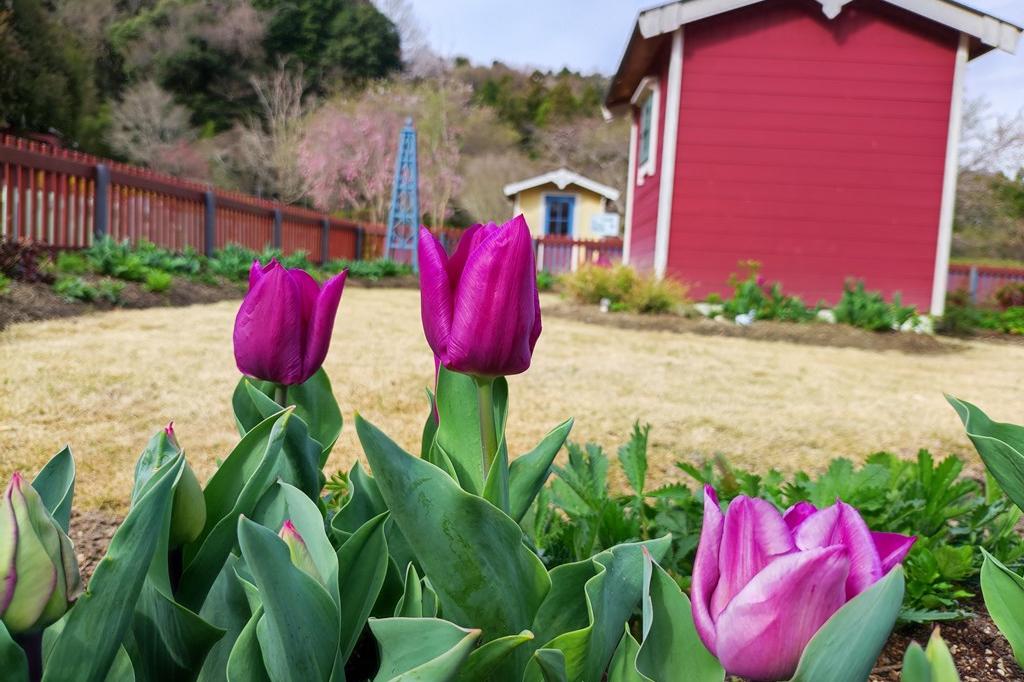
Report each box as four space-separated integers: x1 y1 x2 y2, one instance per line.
67 509 1021 681
0 278 244 331
0 275 420 332
545 302 988 355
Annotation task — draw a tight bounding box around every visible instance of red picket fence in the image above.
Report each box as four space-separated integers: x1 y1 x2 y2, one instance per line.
947 263 1024 303
0 135 377 262
535 236 624 274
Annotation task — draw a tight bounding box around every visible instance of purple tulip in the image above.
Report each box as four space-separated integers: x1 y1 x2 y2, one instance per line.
691 487 915 681
233 259 347 385
418 216 541 377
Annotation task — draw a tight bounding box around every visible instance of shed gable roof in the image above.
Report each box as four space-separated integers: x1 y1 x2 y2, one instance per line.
503 168 621 201
605 0 1022 109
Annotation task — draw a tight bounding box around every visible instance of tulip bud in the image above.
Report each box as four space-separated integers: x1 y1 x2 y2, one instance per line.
279 521 324 585
691 487 915 681
233 259 347 385
418 216 541 377
133 424 206 548
0 473 81 634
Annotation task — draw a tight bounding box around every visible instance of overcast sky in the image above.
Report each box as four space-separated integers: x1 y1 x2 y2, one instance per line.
411 0 1023 119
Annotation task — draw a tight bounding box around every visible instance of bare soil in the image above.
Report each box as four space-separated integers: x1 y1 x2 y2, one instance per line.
67 509 1021 681
0 278 245 331
545 302 966 355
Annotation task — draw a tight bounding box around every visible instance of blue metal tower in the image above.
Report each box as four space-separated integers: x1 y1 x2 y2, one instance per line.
385 117 420 270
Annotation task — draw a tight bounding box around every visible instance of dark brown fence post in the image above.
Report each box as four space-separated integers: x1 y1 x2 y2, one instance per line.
320 218 330 265
272 208 283 249
203 191 216 256
355 226 365 261
93 164 110 241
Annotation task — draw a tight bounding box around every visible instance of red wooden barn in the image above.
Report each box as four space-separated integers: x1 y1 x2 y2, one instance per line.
605 0 1020 314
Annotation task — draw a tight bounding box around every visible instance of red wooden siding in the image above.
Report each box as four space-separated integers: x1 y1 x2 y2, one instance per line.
628 48 671 272
666 0 958 307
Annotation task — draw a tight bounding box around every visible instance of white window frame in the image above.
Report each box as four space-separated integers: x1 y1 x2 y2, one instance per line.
631 77 660 186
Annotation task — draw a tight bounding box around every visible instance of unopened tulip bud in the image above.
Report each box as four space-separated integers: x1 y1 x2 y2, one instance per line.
0 473 81 634
133 424 206 548
279 520 323 585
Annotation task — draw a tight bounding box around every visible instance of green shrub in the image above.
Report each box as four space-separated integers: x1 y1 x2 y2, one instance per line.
96 279 125 304
143 270 173 294
53 276 97 302
0 273 10 296
936 291 981 336
561 264 686 313
56 251 91 275
720 261 816 322
978 306 1024 335
995 283 1024 309
86 237 149 282
833 279 917 331
624 276 688 313
536 270 557 292
135 240 203 276
209 244 260 281
323 258 413 280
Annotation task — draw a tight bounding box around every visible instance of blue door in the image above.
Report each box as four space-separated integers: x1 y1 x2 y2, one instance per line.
544 195 575 237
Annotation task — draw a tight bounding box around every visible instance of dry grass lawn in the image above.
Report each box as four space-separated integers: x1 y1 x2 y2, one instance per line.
2 288 1023 510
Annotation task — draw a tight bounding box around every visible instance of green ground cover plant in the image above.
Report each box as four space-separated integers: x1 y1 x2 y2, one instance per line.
720 261 818 322
505 422 1024 624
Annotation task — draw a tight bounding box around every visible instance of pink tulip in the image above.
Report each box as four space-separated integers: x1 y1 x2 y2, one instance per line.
418 216 541 377
233 259 347 385
692 487 915 681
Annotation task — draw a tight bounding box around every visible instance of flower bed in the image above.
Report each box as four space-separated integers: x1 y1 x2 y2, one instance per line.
2 216 1023 681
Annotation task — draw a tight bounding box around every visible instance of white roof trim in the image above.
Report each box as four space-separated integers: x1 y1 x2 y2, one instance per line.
636 0 1020 53
502 168 621 201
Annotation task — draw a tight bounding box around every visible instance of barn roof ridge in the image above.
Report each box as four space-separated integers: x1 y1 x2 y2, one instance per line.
502 168 622 201
605 0 1022 109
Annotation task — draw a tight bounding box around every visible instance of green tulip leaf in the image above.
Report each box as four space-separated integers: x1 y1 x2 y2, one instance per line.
331 461 388 540
900 642 931 682
241 383 326 501
41 456 183 682
233 368 343 463
226 608 271 682
525 537 671 682
198 555 255 682
125 580 225 682
395 563 424 618
482 439 511 516
431 367 488 494
421 388 438 460
236 517 340 682
508 418 573 522
608 628 650 682
947 396 1024 513
532 649 568 682
458 631 534 681
788 566 905 682
635 553 723 682
370 617 480 682
356 414 550 643
31 445 75 532
980 548 1024 665
925 629 960 682
0 620 28 682
337 512 390 660
178 411 290 610
105 646 137 682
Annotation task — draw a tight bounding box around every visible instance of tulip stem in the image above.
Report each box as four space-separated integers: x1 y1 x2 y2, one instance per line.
274 385 287 407
475 377 498 478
